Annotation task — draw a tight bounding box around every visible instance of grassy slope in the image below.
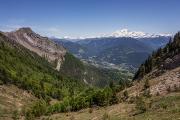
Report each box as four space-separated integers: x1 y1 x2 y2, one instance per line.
41 65 180 120
40 92 180 120
0 85 36 120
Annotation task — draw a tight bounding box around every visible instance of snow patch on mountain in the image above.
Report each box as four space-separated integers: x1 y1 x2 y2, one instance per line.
111 29 171 38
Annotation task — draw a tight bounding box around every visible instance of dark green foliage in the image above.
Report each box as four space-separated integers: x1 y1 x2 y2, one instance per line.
24 99 47 119
0 33 124 118
134 32 180 80
0 33 85 100
86 65 133 88
60 53 85 81
46 87 118 114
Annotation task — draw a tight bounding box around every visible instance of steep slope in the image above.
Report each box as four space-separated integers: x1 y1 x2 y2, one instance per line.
0 31 123 119
5 28 66 70
134 32 180 80
0 31 93 119
0 32 85 100
124 32 180 97
0 85 36 120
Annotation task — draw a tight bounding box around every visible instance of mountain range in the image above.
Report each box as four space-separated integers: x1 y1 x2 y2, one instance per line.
52 31 170 72
0 27 179 120
0 28 132 87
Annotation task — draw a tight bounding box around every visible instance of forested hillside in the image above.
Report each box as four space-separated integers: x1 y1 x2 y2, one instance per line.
0 32 85 101
0 32 130 119
60 53 132 87
134 32 180 80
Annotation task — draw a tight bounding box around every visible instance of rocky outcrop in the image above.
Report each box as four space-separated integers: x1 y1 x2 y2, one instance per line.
4 27 66 71
149 67 180 95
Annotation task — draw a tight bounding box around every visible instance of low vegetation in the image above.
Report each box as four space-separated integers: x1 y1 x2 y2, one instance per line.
42 92 180 120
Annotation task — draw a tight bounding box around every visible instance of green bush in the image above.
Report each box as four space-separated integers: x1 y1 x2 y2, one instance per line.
46 87 118 114
25 99 48 119
135 97 147 113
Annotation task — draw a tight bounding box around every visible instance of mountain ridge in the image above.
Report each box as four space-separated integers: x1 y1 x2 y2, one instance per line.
4 27 66 71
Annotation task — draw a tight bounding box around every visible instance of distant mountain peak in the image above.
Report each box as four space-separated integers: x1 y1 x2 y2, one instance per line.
111 29 171 38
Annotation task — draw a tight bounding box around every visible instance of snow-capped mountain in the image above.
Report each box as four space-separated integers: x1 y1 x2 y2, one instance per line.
59 29 171 40
111 29 171 38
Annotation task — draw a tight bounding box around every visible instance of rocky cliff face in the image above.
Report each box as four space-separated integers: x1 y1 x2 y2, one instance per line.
4 27 66 70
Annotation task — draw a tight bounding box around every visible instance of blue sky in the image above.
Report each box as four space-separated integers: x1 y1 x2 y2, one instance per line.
0 0 180 38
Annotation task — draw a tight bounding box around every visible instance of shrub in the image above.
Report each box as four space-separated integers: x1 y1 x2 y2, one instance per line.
135 97 147 113
24 99 48 119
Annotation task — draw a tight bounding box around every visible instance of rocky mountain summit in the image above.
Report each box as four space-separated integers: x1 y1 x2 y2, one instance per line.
4 27 66 70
